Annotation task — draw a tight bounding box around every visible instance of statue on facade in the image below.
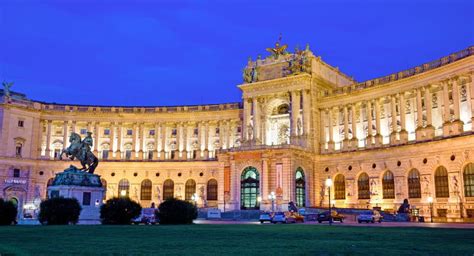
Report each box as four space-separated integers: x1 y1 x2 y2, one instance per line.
2 81 13 98
59 132 99 174
247 124 254 140
266 34 288 59
243 67 253 83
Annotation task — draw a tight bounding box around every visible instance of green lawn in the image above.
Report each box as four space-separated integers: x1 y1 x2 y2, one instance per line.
0 225 473 255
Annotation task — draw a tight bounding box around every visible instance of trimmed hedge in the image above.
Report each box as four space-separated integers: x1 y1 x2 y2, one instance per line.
39 197 82 225
0 199 18 225
100 197 142 225
158 198 197 224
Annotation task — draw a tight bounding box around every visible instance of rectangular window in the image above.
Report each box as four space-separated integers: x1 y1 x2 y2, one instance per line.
215 128 220 134
82 192 91 206
170 150 176 160
149 130 155 136
148 151 153 160
171 129 177 136
80 129 87 135
18 120 24 127
237 127 242 133
102 150 109 160
194 128 199 136
16 145 22 157
13 169 20 178
104 129 110 136
127 129 133 136
125 150 132 160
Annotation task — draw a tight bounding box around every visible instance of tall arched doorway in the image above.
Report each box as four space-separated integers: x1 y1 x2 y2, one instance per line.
295 167 306 207
241 166 260 210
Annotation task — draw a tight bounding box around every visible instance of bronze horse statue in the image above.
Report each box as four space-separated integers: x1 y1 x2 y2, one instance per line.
59 132 99 174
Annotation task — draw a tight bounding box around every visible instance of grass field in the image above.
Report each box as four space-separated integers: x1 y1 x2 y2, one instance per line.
0 224 473 255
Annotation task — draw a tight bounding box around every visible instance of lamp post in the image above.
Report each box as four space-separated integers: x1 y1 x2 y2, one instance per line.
268 192 276 213
325 177 333 225
257 196 262 209
120 190 127 197
427 196 433 223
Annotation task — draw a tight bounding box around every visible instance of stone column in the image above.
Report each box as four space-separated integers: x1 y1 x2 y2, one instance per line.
262 158 269 208
320 109 327 152
327 108 335 151
116 124 122 160
415 88 424 140
399 93 408 143
37 120 44 157
451 78 464 134
226 120 231 149
219 120 224 150
131 124 137 160
302 89 311 136
252 97 260 144
469 75 474 130
351 103 358 148
62 121 69 150
291 91 300 138
153 123 160 160
366 101 373 147
424 86 435 138
94 122 100 155
109 123 116 158
176 122 182 159
243 98 251 141
374 99 382 146
45 120 52 158
390 95 398 144
160 123 167 160
442 81 451 136
182 122 188 159
71 121 77 134
204 122 210 159
138 123 145 160
342 105 349 150
198 122 203 159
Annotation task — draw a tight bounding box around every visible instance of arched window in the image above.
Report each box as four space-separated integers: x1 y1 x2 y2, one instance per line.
185 179 196 201
163 179 174 200
408 169 421 198
207 179 218 201
295 168 305 207
241 166 260 210
382 171 395 199
464 163 474 197
435 166 449 198
334 174 345 200
141 179 152 200
358 173 370 199
118 179 130 197
101 179 107 200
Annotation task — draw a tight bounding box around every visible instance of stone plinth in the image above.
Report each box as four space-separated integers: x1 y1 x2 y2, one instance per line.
47 166 105 224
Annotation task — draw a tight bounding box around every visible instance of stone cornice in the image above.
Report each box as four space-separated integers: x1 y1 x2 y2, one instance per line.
239 74 312 98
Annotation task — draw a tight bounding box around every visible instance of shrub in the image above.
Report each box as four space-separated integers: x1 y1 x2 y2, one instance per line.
158 198 197 224
0 199 18 225
39 197 82 225
100 197 142 225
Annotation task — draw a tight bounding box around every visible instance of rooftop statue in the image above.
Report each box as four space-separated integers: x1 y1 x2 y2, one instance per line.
2 81 13 98
266 34 288 59
59 132 99 174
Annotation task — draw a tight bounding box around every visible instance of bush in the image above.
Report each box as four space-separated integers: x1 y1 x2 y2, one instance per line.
158 198 197 224
100 197 142 225
39 197 82 225
0 199 18 225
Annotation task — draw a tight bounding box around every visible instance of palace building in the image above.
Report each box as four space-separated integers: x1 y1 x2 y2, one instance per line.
1 43 473 222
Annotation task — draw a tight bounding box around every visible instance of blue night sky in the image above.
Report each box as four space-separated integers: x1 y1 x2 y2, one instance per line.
1 0 473 106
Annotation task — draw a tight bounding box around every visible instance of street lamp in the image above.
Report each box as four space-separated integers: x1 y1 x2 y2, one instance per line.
120 190 127 197
268 192 276 213
325 177 333 225
427 196 434 223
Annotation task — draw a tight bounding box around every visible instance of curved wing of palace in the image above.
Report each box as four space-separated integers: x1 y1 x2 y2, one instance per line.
1 44 473 221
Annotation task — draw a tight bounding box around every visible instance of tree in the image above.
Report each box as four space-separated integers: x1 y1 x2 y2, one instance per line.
158 198 197 224
0 199 18 225
38 197 82 225
100 197 142 225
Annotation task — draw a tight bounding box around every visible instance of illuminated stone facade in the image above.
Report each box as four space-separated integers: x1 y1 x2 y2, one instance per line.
1 44 473 222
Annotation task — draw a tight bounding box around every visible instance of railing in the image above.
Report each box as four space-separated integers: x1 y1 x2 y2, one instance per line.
332 46 474 95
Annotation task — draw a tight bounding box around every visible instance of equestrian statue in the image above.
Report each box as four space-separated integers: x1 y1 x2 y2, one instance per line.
59 131 99 174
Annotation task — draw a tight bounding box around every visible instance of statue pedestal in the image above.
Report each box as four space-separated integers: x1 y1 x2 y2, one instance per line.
47 166 105 224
